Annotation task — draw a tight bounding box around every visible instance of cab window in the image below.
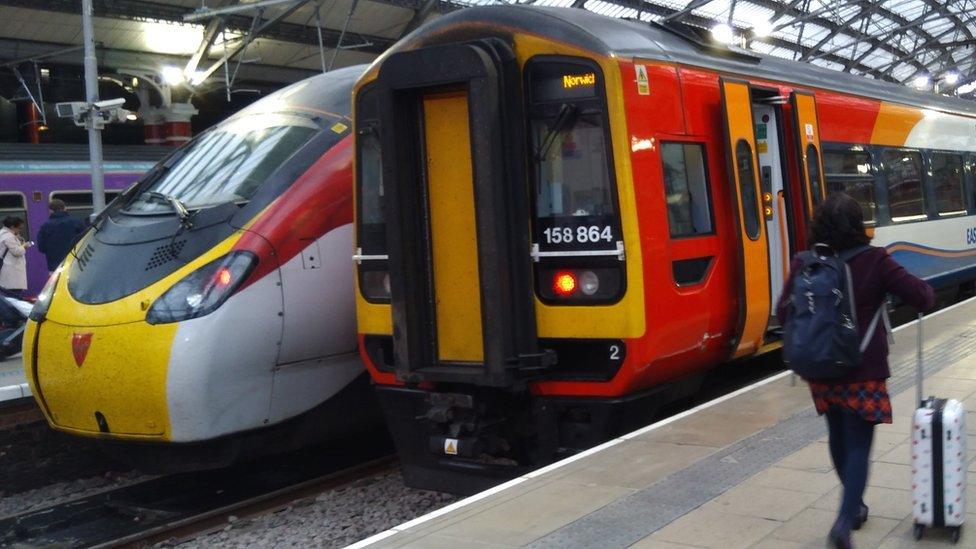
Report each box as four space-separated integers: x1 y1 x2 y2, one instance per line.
661 142 712 237
526 59 619 247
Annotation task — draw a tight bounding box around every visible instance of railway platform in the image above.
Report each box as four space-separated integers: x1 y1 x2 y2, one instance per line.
354 298 976 549
0 354 29 402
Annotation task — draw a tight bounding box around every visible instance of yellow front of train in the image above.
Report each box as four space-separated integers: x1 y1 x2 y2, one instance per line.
23 232 245 440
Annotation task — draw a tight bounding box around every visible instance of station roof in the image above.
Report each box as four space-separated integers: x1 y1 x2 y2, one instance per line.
0 0 972 95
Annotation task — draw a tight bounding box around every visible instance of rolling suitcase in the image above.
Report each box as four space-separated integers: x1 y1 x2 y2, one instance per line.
911 313 966 543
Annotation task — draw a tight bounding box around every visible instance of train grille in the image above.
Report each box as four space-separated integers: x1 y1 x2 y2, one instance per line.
75 243 95 271
145 240 187 271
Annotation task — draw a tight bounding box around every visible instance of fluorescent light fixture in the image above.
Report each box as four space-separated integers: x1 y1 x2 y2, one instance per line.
161 66 185 86
751 18 772 38
711 23 735 45
912 75 930 89
144 22 204 55
942 72 960 85
957 81 976 95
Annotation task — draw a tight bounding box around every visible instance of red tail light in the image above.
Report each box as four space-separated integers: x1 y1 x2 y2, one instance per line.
553 272 577 296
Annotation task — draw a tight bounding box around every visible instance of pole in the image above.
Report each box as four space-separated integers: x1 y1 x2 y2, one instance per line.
81 0 106 214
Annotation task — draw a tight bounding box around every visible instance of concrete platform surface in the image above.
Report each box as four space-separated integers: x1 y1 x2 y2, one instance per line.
353 297 976 549
0 354 29 401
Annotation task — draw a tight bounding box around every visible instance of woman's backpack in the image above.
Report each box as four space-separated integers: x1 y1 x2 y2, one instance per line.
782 244 886 380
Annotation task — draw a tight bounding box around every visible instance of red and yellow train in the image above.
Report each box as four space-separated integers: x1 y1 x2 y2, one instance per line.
352 6 976 493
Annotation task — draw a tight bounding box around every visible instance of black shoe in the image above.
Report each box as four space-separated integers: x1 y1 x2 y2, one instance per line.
828 518 854 549
853 504 869 530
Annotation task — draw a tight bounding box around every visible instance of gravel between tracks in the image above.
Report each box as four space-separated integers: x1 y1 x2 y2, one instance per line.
0 469 152 518
170 470 457 548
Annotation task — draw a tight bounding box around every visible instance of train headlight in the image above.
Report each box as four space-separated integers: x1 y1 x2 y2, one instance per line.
28 268 62 322
579 270 600 296
146 252 257 324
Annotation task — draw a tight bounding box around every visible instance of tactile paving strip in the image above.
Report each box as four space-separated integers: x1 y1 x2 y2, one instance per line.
528 327 976 548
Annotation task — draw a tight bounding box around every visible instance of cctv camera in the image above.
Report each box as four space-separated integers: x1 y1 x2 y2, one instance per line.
54 101 87 118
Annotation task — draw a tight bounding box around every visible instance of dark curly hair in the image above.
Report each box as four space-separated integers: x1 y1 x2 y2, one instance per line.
808 192 870 252
2 216 23 229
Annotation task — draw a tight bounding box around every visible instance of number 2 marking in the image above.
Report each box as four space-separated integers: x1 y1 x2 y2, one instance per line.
609 345 621 361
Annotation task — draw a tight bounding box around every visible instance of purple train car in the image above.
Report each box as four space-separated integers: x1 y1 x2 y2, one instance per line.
0 144 169 294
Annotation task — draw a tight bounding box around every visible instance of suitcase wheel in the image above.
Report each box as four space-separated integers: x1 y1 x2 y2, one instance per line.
913 523 925 541
951 526 961 544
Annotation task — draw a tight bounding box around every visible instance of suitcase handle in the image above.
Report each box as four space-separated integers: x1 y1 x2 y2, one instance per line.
916 311 924 407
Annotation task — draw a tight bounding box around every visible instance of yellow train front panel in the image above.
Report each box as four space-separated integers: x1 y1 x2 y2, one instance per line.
33 319 176 437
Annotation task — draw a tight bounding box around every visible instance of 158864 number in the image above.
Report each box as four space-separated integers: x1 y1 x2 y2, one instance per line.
542 225 613 245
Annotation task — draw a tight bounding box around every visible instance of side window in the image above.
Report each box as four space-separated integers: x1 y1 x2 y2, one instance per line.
806 144 824 206
735 140 760 239
0 193 29 240
929 152 965 216
882 150 926 222
824 149 876 224
52 191 120 224
661 142 713 237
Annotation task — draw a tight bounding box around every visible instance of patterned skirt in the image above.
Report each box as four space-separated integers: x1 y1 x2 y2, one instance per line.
808 379 893 424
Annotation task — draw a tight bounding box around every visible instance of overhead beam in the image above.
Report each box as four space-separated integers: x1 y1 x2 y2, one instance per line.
0 0 395 54
0 37 318 86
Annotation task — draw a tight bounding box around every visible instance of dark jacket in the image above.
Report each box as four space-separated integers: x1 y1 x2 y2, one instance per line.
36 211 85 271
776 246 935 382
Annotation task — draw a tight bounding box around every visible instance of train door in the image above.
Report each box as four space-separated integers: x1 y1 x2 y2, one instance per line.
790 91 827 218
751 99 791 315
719 79 770 358
373 41 541 386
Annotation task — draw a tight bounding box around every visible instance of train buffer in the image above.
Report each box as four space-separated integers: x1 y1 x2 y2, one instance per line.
352 298 976 548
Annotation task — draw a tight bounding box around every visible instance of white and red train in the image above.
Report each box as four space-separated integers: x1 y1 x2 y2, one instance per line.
24 65 375 468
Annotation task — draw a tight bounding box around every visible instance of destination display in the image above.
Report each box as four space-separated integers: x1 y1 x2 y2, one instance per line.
529 62 601 102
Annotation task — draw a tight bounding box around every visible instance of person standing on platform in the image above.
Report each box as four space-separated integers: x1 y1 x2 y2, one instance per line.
36 199 84 274
0 216 31 296
776 193 935 549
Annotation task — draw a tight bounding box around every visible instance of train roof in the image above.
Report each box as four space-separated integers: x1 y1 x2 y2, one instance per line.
234 64 366 120
409 6 976 118
0 143 171 163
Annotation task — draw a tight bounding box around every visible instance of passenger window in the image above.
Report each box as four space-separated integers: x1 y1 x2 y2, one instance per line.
735 140 760 239
51 191 122 224
806 144 824 206
661 143 712 237
824 150 876 224
0 193 29 240
929 152 965 216
882 150 926 222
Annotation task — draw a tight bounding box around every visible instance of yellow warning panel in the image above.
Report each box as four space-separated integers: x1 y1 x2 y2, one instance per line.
423 91 485 363
444 438 458 455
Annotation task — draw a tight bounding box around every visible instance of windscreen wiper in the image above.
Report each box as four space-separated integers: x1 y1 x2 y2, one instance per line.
147 191 194 229
536 103 580 161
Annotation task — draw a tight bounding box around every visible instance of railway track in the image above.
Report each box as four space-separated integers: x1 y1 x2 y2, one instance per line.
0 434 395 548
0 397 43 431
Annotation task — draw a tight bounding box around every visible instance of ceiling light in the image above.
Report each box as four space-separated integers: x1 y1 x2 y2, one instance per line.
144 22 204 55
711 23 735 45
126 112 138 121
161 66 185 86
943 72 960 85
911 75 930 89
751 19 772 38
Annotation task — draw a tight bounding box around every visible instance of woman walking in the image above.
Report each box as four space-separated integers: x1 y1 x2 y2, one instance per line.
0 216 31 296
776 193 934 548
